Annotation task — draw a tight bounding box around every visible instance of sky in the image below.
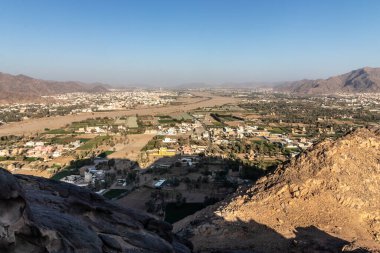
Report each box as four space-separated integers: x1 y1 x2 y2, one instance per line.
0 0 380 86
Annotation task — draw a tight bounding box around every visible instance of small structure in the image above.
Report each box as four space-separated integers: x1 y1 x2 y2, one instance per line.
147 147 176 157
154 179 166 189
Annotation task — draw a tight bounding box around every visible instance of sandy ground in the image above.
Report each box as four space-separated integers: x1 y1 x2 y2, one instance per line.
0 92 236 136
108 134 155 161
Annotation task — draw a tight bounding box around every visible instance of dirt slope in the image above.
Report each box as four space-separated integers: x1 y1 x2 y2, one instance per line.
174 127 380 252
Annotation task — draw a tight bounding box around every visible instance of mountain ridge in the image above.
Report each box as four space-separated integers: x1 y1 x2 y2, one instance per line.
0 72 109 102
277 67 380 94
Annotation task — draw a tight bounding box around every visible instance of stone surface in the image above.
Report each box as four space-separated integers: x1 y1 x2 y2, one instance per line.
174 127 380 253
0 168 191 253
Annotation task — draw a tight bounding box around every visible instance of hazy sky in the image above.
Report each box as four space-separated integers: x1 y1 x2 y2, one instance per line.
1 0 380 86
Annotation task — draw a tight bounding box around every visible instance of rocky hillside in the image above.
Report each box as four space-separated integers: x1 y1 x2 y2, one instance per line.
0 169 191 253
0 72 108 102
277 67 380 94
174 127 380 252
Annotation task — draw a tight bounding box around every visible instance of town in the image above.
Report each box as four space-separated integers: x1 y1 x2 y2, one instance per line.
0 88 379 222
0 90 179 124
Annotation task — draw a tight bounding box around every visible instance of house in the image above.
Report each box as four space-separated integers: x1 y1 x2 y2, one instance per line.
162 137 177 143
25 141 35 147
154 179 166 189
85 126 106 134
35 141 44 146
180 145 193 155
191 145 207 154
52 151 62 158
76 127 86 133
83 167 105 183
0 149 10 157
79 165 97 176
202 131 210 139
68 140 81 149
144 129 158 134
60 175 88 187
166 127 177 135
157 147 176 156
147 147 176 157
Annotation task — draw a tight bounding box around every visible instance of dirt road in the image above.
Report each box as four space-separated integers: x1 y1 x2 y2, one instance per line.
0 93 236 136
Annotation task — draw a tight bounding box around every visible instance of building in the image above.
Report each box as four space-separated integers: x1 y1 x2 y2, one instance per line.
147 147 176 157
154 179 166 189
162 137 177 143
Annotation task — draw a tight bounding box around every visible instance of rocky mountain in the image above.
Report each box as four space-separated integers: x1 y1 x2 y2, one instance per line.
174 127 380 252
0 168 191 253
0 72 109 102
277 67 380 94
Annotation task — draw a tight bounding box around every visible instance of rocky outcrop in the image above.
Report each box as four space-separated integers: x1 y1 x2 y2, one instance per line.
0 168 192 253
174 127 380 252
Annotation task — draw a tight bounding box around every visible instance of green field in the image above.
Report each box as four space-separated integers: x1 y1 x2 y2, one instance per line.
98 150 115 158
24 157 40 162
51 158 92 180
45 129 70 134
103 189 128 199
77 136 110 150
165 203 205 224
51 169 75 180
49 136 77 145
70 118 115 130
0 156 16 161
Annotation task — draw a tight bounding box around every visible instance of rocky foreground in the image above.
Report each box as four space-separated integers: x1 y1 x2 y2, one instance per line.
0 168 192 253
174 127 380 252
1 127 379 253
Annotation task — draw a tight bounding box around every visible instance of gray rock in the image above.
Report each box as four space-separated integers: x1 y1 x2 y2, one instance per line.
0 168 192 253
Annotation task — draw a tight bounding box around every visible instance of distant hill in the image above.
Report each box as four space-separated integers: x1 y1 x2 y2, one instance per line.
0 72 109 102
277 67 380 94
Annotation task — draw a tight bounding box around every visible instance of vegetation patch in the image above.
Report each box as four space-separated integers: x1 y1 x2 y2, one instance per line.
45 129 70 135
24 157 41 162
77 135 110 150
103 189 128 199
0 156 16 161
49 136 77 145
141 135 165 151
165 203 205 224
98 150 115 158
51 169 75 180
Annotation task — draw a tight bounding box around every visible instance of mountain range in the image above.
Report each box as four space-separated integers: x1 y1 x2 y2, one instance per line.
277 67 380 94
1 67 380 102
0 72 109 103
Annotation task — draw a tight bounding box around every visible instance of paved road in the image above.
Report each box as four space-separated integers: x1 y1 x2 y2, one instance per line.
0 92 236 136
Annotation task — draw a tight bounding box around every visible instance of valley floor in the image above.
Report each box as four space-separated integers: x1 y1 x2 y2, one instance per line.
0 92 236 136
